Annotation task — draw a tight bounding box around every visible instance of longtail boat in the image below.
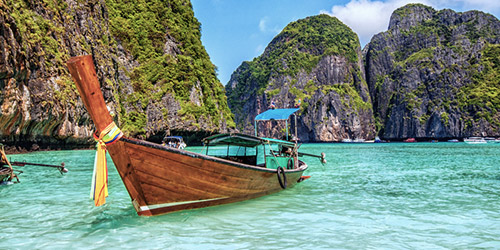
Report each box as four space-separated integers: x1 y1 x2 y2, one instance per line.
67 55 325 216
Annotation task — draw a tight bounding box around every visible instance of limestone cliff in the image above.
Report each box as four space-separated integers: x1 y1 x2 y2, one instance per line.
226 15 375 142
365 4 500 139
0 0 233 151
228 5 500 142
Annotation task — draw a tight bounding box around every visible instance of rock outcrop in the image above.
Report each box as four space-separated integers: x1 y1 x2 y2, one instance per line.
0 0 233 151
228 4 500 142
226 14 375 142
365 4 500 139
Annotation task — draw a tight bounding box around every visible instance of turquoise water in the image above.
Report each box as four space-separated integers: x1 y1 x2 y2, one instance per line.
1 143 499 249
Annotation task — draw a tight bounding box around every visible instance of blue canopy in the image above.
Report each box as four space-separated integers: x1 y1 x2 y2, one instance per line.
254 108 300 121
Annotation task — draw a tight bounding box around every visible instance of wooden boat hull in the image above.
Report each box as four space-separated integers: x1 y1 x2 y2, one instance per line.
108 137 306 216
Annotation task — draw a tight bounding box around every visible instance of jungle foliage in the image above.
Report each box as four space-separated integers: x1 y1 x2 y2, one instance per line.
241 14 359 90
105 0 235 134
227 14 362 118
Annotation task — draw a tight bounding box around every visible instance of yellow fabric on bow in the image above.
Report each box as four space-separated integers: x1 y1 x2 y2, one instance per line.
90 122 123 207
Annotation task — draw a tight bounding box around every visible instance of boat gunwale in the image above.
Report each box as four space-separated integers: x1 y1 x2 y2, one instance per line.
119 137 308 173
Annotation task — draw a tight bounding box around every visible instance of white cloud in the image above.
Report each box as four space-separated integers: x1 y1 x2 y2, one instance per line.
259 17 268 32
258 16 281 34
323 0 500 48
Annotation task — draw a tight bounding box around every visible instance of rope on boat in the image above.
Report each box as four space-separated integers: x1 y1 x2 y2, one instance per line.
91 121 123 207
93 121 124 146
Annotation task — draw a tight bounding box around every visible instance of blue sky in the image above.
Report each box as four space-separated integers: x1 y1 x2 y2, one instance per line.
191 0 500 85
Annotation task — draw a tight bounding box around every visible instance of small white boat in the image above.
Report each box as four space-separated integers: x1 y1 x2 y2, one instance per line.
464 137 487 144
485 137 500 143
162 136 187 149
342 138 365 143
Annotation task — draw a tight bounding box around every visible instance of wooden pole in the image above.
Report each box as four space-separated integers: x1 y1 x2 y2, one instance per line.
66 55 113 134
10 161 68 173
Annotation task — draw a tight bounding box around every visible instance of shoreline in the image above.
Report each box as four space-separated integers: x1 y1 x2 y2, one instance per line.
3 135 498 155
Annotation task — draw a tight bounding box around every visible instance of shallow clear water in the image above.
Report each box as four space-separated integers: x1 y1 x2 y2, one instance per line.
1 143 499 249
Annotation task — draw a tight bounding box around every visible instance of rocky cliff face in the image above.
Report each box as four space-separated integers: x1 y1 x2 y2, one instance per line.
228 5 500 142
365 4 500 139
226 15 375 142
0 0 233 151
3 2 498 149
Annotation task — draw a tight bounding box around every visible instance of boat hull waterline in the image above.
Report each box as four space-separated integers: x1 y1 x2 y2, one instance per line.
117 137 306 216
67 55 307 216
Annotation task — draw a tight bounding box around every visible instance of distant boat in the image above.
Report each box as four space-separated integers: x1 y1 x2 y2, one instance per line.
342 138 365 143
484 137 500 143
464 137 487 144
447 139 459 142
404 138 417 143
162 136 187 150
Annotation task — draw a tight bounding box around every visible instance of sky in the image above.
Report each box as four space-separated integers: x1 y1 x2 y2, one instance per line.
191 0 500 85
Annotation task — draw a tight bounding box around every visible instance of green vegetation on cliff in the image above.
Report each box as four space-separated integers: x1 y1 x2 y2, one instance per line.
4 0 234 141
7 0 69 69
106 0 234 134
227 14 363 117
458 43 500 126
237 14 359 90
368 3 500 137
5 0 79 119
227 14 374 140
